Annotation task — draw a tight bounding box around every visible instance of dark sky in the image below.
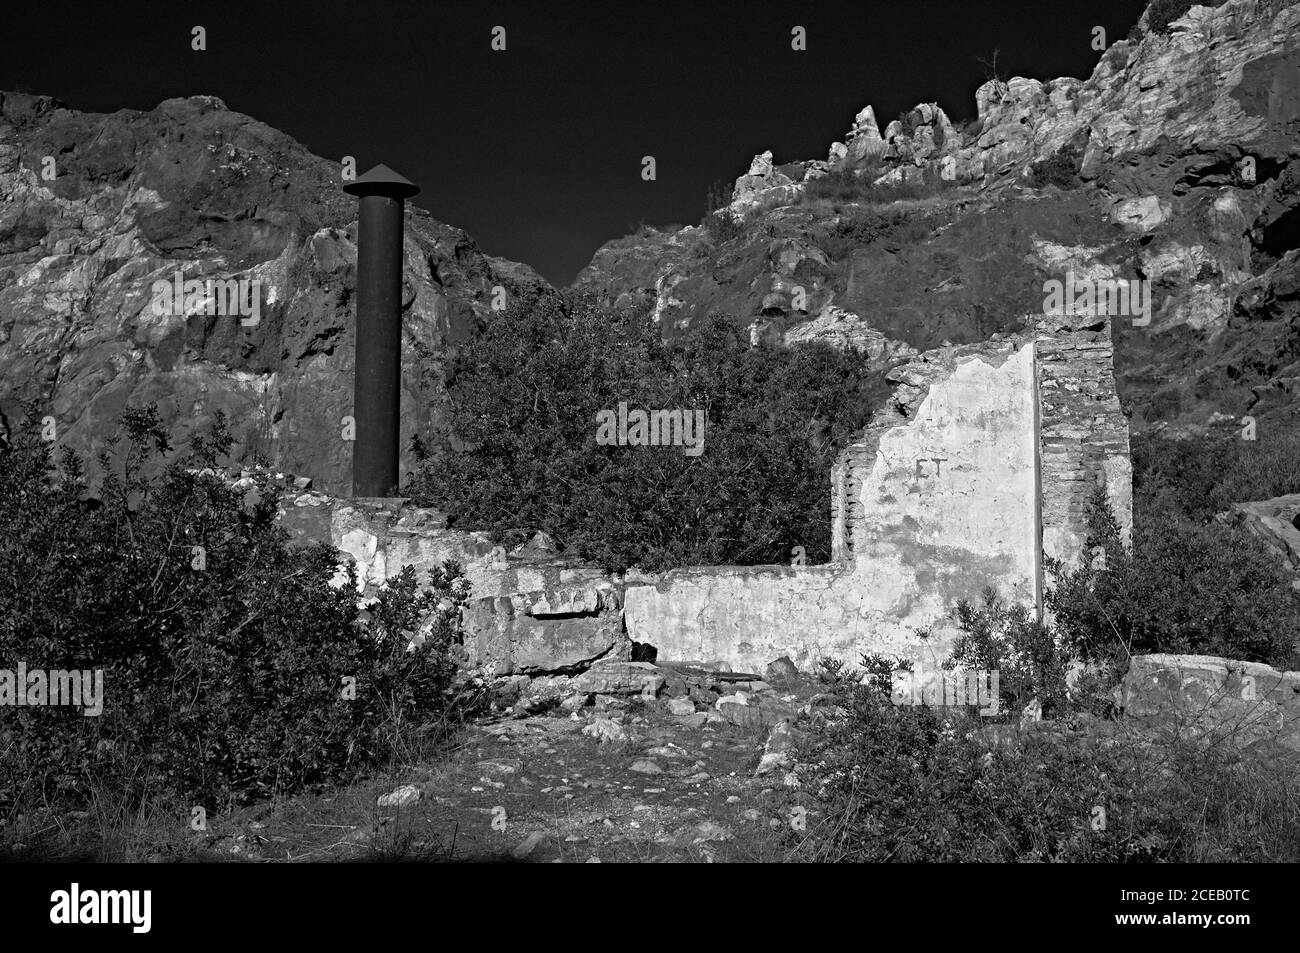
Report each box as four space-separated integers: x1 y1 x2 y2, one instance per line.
2 0 1148 285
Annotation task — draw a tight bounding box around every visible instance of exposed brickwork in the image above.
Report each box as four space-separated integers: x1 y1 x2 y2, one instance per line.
1035 314 1132 571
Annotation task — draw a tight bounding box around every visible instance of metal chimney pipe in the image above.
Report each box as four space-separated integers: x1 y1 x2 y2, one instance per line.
343 164 420 498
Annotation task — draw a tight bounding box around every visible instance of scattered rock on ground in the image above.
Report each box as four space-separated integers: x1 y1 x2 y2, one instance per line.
667 698 697 716
511 830 547 859
716 692 797 729
573 660 667 696
582 717 629 744
377 784 422 808
765 656 800 682
755 720 796 776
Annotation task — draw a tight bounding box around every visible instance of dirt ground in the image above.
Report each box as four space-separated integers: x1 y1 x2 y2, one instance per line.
160 676 828 864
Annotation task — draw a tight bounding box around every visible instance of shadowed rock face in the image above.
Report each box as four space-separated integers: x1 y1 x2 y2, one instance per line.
572 0 1300 437
0 92 547 495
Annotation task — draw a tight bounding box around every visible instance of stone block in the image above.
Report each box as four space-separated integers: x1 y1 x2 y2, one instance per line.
571 660 665 696
1120 654 1300 750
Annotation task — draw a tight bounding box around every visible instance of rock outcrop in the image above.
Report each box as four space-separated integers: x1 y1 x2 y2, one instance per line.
573 0 1300 435
0 92 547 496
1218 493 1300 588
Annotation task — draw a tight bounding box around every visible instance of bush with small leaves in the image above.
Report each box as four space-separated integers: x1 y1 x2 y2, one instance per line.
1047 486 1300 669
793 681 1300 862
0 406 477 819
944 588 1071 717
1028 144 1082 189
406 292 887 572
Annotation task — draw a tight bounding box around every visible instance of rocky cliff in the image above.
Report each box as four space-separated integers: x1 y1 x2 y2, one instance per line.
572 0 1300 435
0 92 546 495
3 0 1297 496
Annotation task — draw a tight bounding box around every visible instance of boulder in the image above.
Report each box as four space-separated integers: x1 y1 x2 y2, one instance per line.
666 698 697 717
463 581 629 675
571 660 666 696
377 784 422 808
764 656 800 682
755 720 796 777
716 692 796 730
581 717 628 744
1119 654 1300 750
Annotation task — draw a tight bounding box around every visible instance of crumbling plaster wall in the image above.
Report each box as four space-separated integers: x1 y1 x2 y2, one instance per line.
625 316 1132 672
625 338 1042 670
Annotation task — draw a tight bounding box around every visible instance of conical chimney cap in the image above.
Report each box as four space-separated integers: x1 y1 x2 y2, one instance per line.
343 163 420 198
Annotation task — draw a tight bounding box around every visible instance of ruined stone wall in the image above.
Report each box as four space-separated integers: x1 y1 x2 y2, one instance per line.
1035 314 1132 572
269 318 1132 676
622 564 858 672
275 490 628 675
627 340 1041 670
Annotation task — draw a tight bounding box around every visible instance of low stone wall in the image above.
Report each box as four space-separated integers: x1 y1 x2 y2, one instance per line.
274 488 627 674
623 564 892 672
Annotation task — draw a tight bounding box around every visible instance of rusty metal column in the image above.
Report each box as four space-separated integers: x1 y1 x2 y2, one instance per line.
344 164 419 498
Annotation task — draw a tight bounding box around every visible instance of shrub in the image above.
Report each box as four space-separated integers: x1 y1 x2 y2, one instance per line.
701 179 745 243
802 167 875 204
0 406 475 819
816 208 905 259
944 588 1071 717
803 161 952 206
792 682 1300 862
405 293 888 571
1046 486 1300 668
1133 431 1300 524
1028 144 1082 189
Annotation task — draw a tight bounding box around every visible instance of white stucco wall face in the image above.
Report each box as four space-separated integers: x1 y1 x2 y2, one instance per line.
850 343 1039 643
624 342 1041 671
622 565 856 671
